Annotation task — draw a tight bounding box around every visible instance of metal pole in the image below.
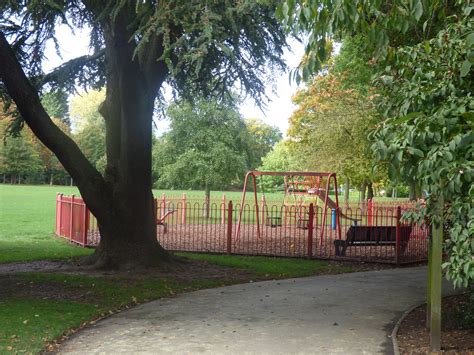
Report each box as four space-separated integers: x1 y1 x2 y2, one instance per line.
430 195 443 352
235 171 252 240
395 206 401 265
307 203 314 259
332 174 342 241
426 232 433 329
252 174 261 238
227 201 233 254
69 195 74 241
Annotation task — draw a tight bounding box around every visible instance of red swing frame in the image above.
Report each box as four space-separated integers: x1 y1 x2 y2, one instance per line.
235 171 342 243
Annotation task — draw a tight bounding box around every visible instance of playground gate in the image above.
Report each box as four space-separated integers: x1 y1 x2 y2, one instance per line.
55 193 429 264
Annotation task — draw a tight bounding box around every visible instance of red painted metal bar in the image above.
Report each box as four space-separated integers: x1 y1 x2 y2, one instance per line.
250 171 333 177
307 203 314 259
332 174 342 241
396 206 401 265
227 201 233 254
69 195 74 241
82 204 90 246
57 193 62 236
235 171 253 240
319 175 331 244
252 173 261 239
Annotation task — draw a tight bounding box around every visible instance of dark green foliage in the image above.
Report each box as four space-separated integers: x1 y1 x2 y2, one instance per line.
0 134 42 183
154 99 251 191
245 118 282 169
40 90 70 126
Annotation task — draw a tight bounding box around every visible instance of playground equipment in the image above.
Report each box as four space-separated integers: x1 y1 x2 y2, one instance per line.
235 171 344 242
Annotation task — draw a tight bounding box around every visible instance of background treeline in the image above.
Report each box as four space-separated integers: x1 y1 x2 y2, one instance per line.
0 90 282 190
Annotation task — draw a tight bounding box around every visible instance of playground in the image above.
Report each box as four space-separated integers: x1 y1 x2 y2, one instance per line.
56 171 429 264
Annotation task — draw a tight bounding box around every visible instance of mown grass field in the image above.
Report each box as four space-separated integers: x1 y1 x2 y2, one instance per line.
0 185 91 263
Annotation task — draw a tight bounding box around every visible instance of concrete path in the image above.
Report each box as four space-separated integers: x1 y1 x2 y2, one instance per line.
60 266 452 354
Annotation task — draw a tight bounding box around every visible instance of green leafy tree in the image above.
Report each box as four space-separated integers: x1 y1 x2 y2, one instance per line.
0 128 42 183
40 89 70 126
258 140 297 190
0 1 288 268
70 90 107 172
278 0 473 285
288 74 378 200
155 99 250 203
372 16 473 287
28 117 71 184
244 118 282 169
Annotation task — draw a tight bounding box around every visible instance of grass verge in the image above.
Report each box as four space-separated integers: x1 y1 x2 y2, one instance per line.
177 252 353 278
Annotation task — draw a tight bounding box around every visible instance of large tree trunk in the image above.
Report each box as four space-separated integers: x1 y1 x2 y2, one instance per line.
367 182 374 200
82 13 171 269
0 17 171 269
204 182 211 218
360 181 367 202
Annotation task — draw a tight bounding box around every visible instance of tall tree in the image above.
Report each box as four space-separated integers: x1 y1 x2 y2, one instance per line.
155 99 251 202
244 118 282 169
0 120 43 184
40 89 70 126
0 1 287 268
258 140 297 190
288 73 378 188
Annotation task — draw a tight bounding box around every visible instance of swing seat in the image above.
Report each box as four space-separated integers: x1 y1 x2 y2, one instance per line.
297 218 309 229
266 216 282 227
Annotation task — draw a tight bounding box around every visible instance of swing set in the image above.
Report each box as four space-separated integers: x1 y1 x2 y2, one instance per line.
235 171 356 242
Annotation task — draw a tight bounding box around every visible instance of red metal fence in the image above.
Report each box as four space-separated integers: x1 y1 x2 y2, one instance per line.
55 194 428 264
55 194 90 246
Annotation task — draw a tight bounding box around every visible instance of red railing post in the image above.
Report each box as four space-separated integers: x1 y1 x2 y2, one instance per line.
56 193 63 236
161 193 166 218
227 201 233 254
82 201 89 246
395 206 402 265
307 203 314 259
69 195 75 241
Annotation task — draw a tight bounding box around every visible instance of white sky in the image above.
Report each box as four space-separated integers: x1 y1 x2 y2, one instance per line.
44 25 306 137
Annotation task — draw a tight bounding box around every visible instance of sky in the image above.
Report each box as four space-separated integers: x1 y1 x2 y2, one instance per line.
44 25 306 137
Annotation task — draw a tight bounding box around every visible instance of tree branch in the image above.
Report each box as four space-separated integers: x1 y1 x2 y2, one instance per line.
0 32 111 219
40 49 105 87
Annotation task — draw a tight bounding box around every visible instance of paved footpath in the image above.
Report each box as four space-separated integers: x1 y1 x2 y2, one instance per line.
60 266 453 354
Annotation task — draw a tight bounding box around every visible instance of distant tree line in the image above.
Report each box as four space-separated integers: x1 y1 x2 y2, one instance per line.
0 90 282 189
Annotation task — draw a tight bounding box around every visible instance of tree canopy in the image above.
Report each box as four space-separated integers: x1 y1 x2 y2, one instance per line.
0 0 289 268
154 99 250 195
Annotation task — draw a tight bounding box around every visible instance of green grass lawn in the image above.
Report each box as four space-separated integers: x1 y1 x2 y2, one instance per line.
177 252 352 277
0 185 91 263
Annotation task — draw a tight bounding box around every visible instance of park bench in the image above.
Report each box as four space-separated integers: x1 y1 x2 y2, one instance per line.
334 225 412 256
